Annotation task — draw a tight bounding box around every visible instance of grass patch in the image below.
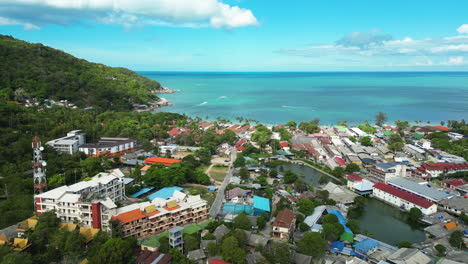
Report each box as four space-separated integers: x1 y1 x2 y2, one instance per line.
209 166 229 181
201 192 216 207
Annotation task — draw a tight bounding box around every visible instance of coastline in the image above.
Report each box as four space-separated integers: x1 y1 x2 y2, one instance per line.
135 87 175 112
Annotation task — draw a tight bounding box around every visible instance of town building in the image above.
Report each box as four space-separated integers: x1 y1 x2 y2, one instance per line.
387 178 451 203
372 182 437 215
346 174 374 195
438 197 468 215
168 226 184 250
79 137 136 157
386 248 431 264
159 145 178 155
412 162 468 178
442 179 467 190
35 169 126 230
46 130 86 154
113 194 209 239
272 209 296 241
368 162 407 183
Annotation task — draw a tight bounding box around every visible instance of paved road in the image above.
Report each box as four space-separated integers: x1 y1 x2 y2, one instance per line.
209 148 237 218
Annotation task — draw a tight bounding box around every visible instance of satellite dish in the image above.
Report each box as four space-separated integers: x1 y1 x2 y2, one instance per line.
42 161 47 166
39 146 44 151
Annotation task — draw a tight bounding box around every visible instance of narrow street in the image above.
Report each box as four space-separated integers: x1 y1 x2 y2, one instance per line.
209 147 237 218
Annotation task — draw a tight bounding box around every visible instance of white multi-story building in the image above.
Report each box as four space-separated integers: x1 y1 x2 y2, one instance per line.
46 130 86 154
368 162 407 183
373 182 437 215
79 137 136 157
35 169 126 230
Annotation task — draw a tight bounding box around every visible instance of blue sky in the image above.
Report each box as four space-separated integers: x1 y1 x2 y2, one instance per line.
1 0 468 71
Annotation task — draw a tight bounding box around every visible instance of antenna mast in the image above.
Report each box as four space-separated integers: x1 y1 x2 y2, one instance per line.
32 136 47 196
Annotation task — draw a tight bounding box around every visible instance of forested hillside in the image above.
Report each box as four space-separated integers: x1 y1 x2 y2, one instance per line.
0 35 161 111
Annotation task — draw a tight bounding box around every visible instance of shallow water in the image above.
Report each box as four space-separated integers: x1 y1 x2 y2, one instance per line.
142 72 468 124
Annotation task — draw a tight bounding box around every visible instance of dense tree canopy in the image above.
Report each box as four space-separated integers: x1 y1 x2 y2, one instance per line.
0 35 162 111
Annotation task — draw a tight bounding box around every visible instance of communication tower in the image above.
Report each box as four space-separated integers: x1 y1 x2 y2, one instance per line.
32 136 47 195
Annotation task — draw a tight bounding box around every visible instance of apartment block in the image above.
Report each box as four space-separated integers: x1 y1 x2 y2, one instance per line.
35 169 126 230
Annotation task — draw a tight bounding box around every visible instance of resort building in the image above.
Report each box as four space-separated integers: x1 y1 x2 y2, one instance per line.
112 194 209 239
412 162 468 178
46 130 86 154
387 178 451 203
272 209 296 241
79 137 136 157
372 182 437 215
368 162 407 183
35 169 126 230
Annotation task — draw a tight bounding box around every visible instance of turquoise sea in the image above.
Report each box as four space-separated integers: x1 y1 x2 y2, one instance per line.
141 72 468 125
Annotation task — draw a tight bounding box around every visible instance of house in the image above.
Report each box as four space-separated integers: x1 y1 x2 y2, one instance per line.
347 173 363 189
386 248 431 264
159 145 178 155
140 165 151 176
354 238 379 256
187 249 206 263
368 162 407 183
135 250 172 264
347 174 374 196
214 225 230 241
442 179 467 190
372 183 437 215
272 209 296 241
225 187 248 201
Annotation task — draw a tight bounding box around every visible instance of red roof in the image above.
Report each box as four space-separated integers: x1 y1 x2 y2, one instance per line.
144 157 181 166
444 179 467 187
236 146 245 151
373 182 435 209
280 141 289 148
432 126 450 131
334 156 347 166
211 259 230 264
235 140 246 147
273 209 296 228
199 121 214 128
167 128 181 137
347 173 363 182
420 162 468 172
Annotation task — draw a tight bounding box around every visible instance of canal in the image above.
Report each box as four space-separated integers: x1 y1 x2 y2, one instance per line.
357 198 426 245
278 163 426 246
280 163 329 186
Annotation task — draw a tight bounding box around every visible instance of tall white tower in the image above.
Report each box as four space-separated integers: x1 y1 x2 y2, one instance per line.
32 136 47 195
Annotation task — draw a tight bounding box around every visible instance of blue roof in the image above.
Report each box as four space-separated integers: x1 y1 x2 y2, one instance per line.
253 196 270 212
130 187 155 198
223 203 253 215
148 186 183 200
326 209 352 233
330 241 344 253
354 238 379 254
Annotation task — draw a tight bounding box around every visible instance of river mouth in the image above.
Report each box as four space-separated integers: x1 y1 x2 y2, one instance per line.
356 198 426 245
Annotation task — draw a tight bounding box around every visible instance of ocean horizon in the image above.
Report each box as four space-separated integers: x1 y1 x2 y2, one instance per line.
141 71 468 125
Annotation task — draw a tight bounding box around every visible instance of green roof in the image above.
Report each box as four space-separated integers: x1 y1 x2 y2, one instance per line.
183 224 202 235
141 231 168 247
335 126 347 132
383 131 393 136
412 133 423 139
340 232 354 243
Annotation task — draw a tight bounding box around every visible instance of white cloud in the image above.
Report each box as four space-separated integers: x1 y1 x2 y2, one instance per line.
0 16 39 30
0 0 258 29
431 44 468 54
457 24 468 34
441 56 465 65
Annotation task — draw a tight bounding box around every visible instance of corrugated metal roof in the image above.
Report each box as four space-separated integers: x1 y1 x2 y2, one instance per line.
253 196 270 212
148 186 183 200
388 178 451 201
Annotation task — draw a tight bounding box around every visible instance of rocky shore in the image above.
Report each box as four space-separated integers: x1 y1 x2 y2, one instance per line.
135 87 175 112
152 86 175 94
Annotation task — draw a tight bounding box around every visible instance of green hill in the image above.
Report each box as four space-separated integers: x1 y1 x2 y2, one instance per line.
0 35 161 111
